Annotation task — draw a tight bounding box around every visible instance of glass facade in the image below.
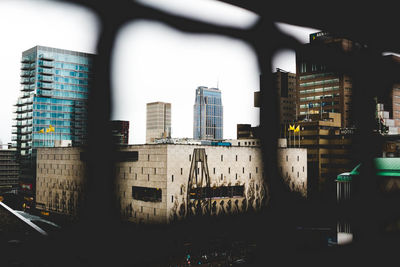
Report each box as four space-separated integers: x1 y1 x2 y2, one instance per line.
12 46 94 155
193 86 223 140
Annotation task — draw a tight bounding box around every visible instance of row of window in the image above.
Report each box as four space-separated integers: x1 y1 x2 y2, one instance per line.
299 86 339 94
299 78 339 87
300 93 339 102
299 72 335 80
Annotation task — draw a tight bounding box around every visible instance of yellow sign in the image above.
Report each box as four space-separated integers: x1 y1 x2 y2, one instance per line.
41 211 50 216
0 196 3 202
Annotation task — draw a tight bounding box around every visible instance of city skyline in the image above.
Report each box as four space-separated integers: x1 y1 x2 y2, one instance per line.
0 0 319 145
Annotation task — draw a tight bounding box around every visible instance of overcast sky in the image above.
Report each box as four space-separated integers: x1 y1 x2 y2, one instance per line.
0 0 319 145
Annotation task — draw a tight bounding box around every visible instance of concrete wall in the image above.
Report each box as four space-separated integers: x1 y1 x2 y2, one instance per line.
116 145 168 224
36 144 272 224
165 145 266 223
35 147 84 216
277 148 308 197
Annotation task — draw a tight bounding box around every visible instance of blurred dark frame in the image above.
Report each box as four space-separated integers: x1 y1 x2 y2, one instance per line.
6 0 400 266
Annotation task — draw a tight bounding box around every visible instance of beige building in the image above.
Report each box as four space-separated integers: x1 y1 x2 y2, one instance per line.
146 102 171 143
277 139 308 197
35 147 85 216
35 141 308 223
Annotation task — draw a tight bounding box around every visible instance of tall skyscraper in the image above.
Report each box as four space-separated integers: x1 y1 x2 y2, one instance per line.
146 102 171 143
12 45 94 156
193 86 223 140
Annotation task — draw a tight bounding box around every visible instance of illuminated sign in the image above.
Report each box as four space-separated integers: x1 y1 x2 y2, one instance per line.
310 31 330 42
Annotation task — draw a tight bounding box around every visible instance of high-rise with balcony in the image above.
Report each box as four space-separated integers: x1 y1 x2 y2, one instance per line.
193 86 223 140
146 102 171 143
11 46 93 203
12 45 94 156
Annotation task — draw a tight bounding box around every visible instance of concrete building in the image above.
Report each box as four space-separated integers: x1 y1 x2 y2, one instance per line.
193 86 223 140
146 102 171 143
35 147 85 216
0 149 20 194
255 69 296 136
277 138 308 197
35 141 309 222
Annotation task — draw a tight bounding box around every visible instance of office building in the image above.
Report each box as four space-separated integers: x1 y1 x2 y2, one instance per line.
0 149 20 194
146 102 171 143
255 69 296 137
111 120 130 145
294 112 354 199
193 86 223 140
296 31 365 128
236 124 260 140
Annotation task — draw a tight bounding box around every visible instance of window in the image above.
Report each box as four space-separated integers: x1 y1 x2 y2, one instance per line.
297 156 299 161
213 168 215 174
141 206 143 213
172 175 174 182
148 154 150 161
189 154 191 161
256 167 258 173
154 208 156 216
249 155 251 161
236 155 238 161
303 166 305 172
249 173 251 179
221 155 223 162
297 172 299 178
147 174 150 181
154 168 156 174
286 155 288 162
180 168 183 175
171 195 174 203
242 167 245 173
235 173 238 180
132 186 162 202
135 173 137 180
292 166 294 172
228 167 230 174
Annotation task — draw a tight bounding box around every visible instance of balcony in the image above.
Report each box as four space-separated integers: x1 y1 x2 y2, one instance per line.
20 70 33 77
20 63 35 70
39 54 54 61
20 78 34 85
38 83 53 90
21 84 35 92
38 60 54 68
38 90 52 97
38 68 53 75
21 57 33 63
38 76 54 83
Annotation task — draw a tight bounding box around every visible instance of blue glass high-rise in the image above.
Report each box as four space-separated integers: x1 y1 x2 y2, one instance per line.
193 86 223 140
12 46 94 156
